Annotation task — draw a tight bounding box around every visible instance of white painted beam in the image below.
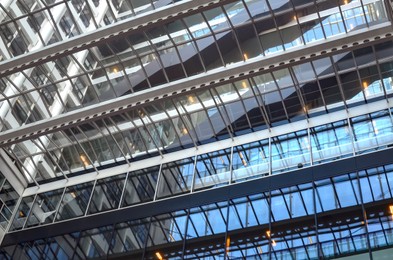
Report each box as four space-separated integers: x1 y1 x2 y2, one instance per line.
22 97 392 196
0 23 392 147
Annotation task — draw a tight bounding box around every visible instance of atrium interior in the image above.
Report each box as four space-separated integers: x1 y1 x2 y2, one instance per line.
1 0 393 259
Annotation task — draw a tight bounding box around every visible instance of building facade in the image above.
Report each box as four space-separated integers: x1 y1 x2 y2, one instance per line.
0 0 393 259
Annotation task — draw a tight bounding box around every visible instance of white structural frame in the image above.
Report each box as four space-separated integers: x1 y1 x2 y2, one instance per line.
21 96 393 197
0 22 392 147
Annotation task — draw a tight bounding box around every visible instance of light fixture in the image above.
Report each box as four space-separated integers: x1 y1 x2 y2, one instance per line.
169 233 175 242
80 154 89 166
266 230 271 238
19 211 25 218
182 127 188 134
389 205 393 216
113 67 118 73
187 95 195 104
243 53 248 60
155 252 163 260
241 81 248 89
344 0 348 4
272 239 277 247
70 192 77 198
238 152 247 166
363 81 370 97
226 236 231 254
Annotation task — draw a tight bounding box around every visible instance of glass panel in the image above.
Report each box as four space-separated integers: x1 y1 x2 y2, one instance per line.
0 179 19 230
77 226 114 258
194 148 231 190
10 196 35 231
26 188 64 227
111 218 151 256
272 130 310 173
232 139 269 182
352 111 393 154
311 120 353 164
122 165 160 206
157 157 195 199
144 210 188 259
317 174 368 257
56 181 94 221
185 201 228 259
88 174 126 214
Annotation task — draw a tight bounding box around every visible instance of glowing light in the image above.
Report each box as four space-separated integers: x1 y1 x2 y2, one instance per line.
187 95 195 104
293 15 297 20
226 236 231 254
113 67 118 73
344 0 348 4
19 211 25 218
169 233 175 242
182 128 188 134
257 246 263 254
70 192 77 199
272 239 277 247
243 53 248 60
80 154 89 166
155 252 163 260
363 81 370 97
242 81 248 89
238 152 247 166
389 205 393 216
266 230 271 238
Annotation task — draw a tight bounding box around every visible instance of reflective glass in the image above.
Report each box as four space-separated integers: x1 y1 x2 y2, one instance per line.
111 218 151 255
10 195 35 231
311 120 353 164
272 130 310 173
232 139 269 182
352 111 393 154
88 174 126 214
56 181 94 221
157 157 195 198
317 173 368 258
122 166 159 206
26 188 63 227
194 148 231 190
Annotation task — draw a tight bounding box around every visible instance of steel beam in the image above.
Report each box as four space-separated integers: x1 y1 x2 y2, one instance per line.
0 24 392 148
2 148 393 246
0 0 236 78
0 149 27 196
18 96 393 196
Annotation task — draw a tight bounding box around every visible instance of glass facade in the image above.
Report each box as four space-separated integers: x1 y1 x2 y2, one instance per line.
2 163 393 259
1 0 393 259
0 0 391 184
4 109 393 234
